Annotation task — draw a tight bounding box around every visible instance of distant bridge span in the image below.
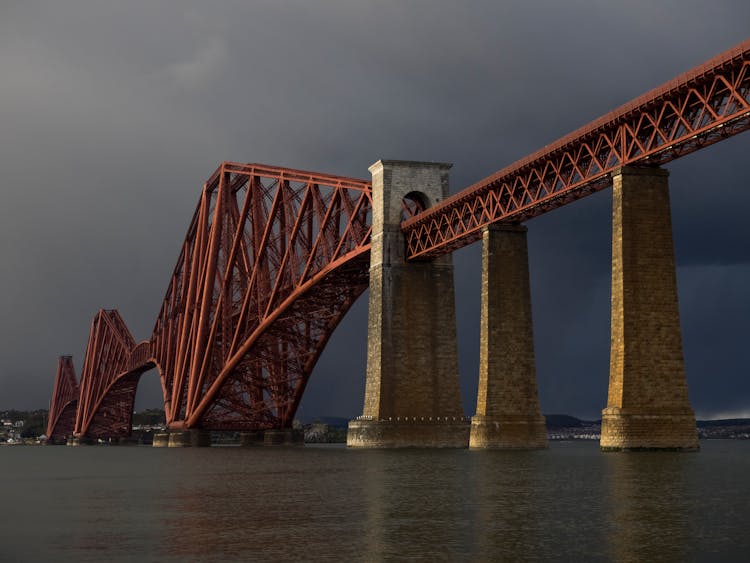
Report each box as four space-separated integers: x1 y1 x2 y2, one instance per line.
48 39 749 442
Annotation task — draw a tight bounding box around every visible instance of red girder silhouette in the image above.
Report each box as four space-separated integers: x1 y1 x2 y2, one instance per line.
46 356 79 442
403 39 750 259
55 39 750 440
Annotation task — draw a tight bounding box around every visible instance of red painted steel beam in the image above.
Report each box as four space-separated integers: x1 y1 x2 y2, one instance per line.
403 39 750 260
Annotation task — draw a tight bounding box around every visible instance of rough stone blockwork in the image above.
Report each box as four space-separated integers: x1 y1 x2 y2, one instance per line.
347 160 469 448
470 225 547 449
601 166 698 451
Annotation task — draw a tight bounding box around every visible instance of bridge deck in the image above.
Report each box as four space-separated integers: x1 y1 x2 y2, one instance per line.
402 39 750 259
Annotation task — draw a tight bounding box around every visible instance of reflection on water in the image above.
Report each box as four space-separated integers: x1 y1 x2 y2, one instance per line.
158 449 370 561
606 452 693 562
361 450 474 560
469 451 542 558
1 441 749 561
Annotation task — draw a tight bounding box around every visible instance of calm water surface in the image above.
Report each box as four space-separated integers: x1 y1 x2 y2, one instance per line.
1 441 749 562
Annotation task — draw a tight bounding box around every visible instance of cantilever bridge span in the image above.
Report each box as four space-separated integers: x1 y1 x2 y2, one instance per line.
48 39 750 446
48 165 373 442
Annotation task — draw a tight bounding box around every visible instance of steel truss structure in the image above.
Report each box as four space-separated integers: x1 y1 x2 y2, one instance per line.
403 39 750 259
57 164 373 438
72 310 154 439
151 163 372 430
46 356 79 442
50 39 750 440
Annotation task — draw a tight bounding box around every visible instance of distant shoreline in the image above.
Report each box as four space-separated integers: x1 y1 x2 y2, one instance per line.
4 409 750 444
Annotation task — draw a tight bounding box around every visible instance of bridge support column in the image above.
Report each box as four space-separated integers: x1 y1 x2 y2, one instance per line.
68 436 95 446
263 429 304 446
347 160 469 448
601 166 698 451
152 433 170 448
167 430 211 447
239 431 264 446
469 225 547 449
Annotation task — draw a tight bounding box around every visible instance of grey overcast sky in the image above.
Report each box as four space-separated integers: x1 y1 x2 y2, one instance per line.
1 1 748 420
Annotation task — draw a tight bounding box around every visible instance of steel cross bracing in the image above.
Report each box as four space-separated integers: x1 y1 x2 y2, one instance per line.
47 356 79 441
150 163 372 431
403 39 750 259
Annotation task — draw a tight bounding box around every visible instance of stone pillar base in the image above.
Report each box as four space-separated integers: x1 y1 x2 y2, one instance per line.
263 429 304 446
469 415 548 449
46 438 67 446
347 418 470 448
240 431 265 446
68 437 95 446
600 408 699 451
152 433 170 448
167 431 190 447
167 430 211 447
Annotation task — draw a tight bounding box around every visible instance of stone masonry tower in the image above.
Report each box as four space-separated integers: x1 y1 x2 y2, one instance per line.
347 160 470 448
601 166 698 451
469 225 547 449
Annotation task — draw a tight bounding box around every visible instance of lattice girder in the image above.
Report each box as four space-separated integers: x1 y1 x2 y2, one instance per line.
403 39 750 259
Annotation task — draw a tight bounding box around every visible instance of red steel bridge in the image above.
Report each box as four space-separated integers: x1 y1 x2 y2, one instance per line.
48 39 750 443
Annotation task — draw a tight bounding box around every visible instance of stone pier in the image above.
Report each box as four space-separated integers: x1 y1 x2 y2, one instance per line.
67 436 95 446
263 429 304 446
165 429 212 448
239 431 265 446
469 225 547 449
347 160 469 448
152 432 170 448
601 166 698 451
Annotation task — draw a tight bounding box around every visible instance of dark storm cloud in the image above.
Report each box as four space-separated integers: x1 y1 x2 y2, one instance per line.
1 1 748 419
